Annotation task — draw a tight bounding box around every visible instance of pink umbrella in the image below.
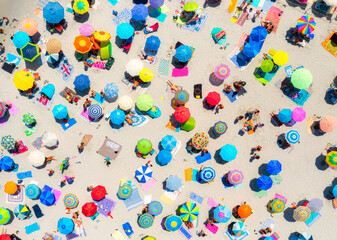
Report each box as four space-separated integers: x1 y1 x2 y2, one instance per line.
214 64 230 80
292 107 306 122
227 170 243 185
79 24 95 37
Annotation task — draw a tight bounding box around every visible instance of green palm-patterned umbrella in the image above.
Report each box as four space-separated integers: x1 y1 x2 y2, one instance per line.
1 135 16 150
179 202 199 222
0 207 11 225
23 113 35 124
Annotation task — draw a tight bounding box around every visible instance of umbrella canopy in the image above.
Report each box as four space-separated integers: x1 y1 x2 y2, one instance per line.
41 84 55 99
242 42 260 59
291 68 312 89
299 232 313 240
143 236 156 240
333 185 337 197
13 31 30 49
137 139 152 155
206 91 221 106
118 184 133 199
148 201 163 216
14 204 31 219
174 106 191 123
266 160 282 175
116 23 134 39
20 19 38 36
94 31 111 42
0 208 10 225
0 156 14 171
273 51 289 66
74 74 90 91
228 170 243 185
104 82 119 98
64 193 79 209
270 199 285 213
74 35 92 53
42 132 58 148
183 2 199 11
0 235 11 240
25 183 41 199
250 26 268 42
73 0 89 14
257 175 273 190
46 53 59 64
145 36 161 52
238 204 252 219
131 4 148 21
57 217 75 235
52 104 68 119
213 121 227 135
261 59 274 72
40 190 55 206
13 70 34 91
82 202 97 217
200 167 216 182
46 38 62 54
150 0 164 8
91 185 106 201
139 68 154 82
161 135 177 151
156 150 172 166
293 206 311 222
286 130 300 144
213 205 231 223
191 132 209 150
138 213 154 228
164 215 183 231
126 59 143 76
214 64 230 80
110 109 126 125
326 151 337 168
43 2 64 24
28 150 45 167
232 222 247 236
20 43 39 62
174 90 189 105
79 24 95 37
23 113 35 125
180 202 199 222
307 198 323 213
88 104 103 119
135 165 153 182
320 116 337 132
181 117 196 132
118 95 133 111
0 102 6 118
175 45 192 62
292 107 306 122
136 94 154 111
4 181 17 194
166 175 182 191
1 135 15 150
278 108 292 123
220 144 238 161
296 15 316 35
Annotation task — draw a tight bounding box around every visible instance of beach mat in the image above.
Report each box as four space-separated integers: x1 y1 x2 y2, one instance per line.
189 192 204 204
237 11 248 26
255 65 281 85
265 6 282 33
149 8 167 23
61 118 77 131
228 0 238 12
160 192 173 204
142 177 157 191
158 59 170 75
127 110 149 127
185 168 193 181
275 81 310 106
6 100 19 116
78 108 95 123
4 53 21 66
207 198 218 208
322 31 337 57
205 223 218 234
17 171 32 179
195 152 211 164
95 198 116 217
113 8 132 25
25 222 40 234
124 185 143 211
97 137 122 160
45 233 62 240
223 90 239 102
183 14 208 32
305 212 321 227
34 92 56 109
179 226 192 239
112 230 127 240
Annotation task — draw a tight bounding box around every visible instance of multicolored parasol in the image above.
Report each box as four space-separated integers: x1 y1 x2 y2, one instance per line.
232 222 247 236
227 170 243 185
326 151 337 168
138 213 154 228
213 121 227 135
179 202 199 222
23 113 35 124
213 205 231 223
214 64 230 80
0 102 6 118
14 204 31 219
191 132 209 150
135 165 153 183
296 15 316 35
174 90 189 105
118 184 133 199
73 0 89 14
293 206 311 222
270 199 285 213
63 193 79 209
148 201 163 216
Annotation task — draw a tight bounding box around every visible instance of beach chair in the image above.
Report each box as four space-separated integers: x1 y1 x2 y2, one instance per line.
122 222 134 237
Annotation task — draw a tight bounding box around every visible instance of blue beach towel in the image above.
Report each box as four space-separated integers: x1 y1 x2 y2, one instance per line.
179 226 192 239
113 8 132 25
61 118 77 131
223 90 239 103
189 192 204 204
195 152 211 164
4 53 21 66
305 212 321 227
124 185 143 211
25 222 40 234
93 91 106 104
17 171 32 179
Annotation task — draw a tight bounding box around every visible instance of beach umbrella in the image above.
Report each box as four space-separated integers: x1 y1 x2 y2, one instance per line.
175 45 192 62
299 232 313 240
206 91 221 106
137 139 152 155
118 95 133 111
0 208 10 225
191 132 209 150
238 204 252 218
174 106 191 123
46 38 62 54
104 82 119 98
214 205 231 223
118 184 133 199
0 156 14 171
326 151 337 168
41 84 55 99
250 26 268 42
183 2 199 11
74 74 90 91
138 213 154 228
40 190 55 206
88 104 103 119
232 222 247 236
94 31 111 42
79 24 95 37
200 167 216 182
166 175 182 191
150 0 164 8
307 198 323 213
161 135 177 151
73 0 89 14
261 59 274 72
52 104 68 119
273 51 289 66
278 108 292 123
270 199 285 213
214 64 230 80
135 165 153 182
82 202 97 217
13 31 30 49
291 68 312 89
139 68 154 82
73 35 92 53
242 42 260 59
1 135 15 151
143 237 156 240
292 107 306 122
14 204 30 220
116 23 134 39
110 109 126 125
20 43 39 62
266 160 282 175
180 202 199 222
0 102 6 118
296 15 316 35
148 201 163 216
333 185 337 197
0 235 11 240
220 144 238 161
136 94 154 111
174 90 189 105
228 170 243 185
164 215 183 231
42 132 58 148
319 116 337 132
4 181 17 194
145 36 161 52
20 19 38 36
213 121 227 135
22 113 35 125
13 70 34 91
286 130 300 144
46 53 59 64
57 217 75 235
64 193 79 209
181 117 196 132
91 185 106 201
126 59 143 76
25 183 41 199
131 4 148 21
293 206 311 222
43 2 64 24
257 175 273 190
156 150 172 166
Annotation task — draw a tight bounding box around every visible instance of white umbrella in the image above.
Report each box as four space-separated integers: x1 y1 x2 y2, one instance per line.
324 0 337 6
42 132 58 148
28 150 45 167
118 95 133 111
126 59 143 76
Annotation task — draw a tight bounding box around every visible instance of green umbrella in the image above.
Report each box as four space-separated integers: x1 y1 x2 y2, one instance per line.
0 207 11 225
183 2 198 12
260 59 274 72
138 213 154 228
136 94 154 112
181 117 196 132
23 113 35 124
291 68 312 89
137 139 152 155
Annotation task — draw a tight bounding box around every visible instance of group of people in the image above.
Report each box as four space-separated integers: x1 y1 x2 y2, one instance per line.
224 80 246 96
286 28 308 47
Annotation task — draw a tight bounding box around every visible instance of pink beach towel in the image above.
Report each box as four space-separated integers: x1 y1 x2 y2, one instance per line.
6 100 19 116
142 178 157 191
12 141 28 155
205 223 218 234
81 109 95 122
172 67 188 77
274 193 287 203
207 198 218 208
236 33 249 48
39 95 49 105
265 6 282 33
52 189 62 205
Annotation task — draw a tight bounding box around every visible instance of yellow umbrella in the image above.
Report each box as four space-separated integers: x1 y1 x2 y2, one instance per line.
73 0 89 14
273 51 289 66
4 181 18 195
94 31 111 42
13 70 34 91
46 38 62 54
20 19 38 36
139 68 154 83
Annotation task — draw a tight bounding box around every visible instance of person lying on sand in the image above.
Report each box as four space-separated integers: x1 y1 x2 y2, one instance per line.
139 50 155 63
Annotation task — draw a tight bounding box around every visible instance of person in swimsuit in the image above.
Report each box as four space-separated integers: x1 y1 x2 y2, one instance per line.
139 50 155 63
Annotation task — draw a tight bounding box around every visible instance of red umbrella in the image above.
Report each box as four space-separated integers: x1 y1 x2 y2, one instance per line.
206 92 221 106
174 106 191 123
0 235 11 240
91 185 106 201
82 202 98 217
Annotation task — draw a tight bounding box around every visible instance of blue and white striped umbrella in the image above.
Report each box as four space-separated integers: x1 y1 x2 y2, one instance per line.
286 130 300 144
88 104 103 119
104 83 119 98
161 135 177 151
166 175 182 191
200 167 216 182
135 165 153 182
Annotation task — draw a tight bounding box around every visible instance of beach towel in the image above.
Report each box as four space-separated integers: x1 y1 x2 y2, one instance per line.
124 185 143 211
91 92 105 104
6 186 25 204
195 152 211 164
172 67 188 77
183 14 208 32
142 177 157 191
223 90 239 103
58 60 74 82
113 8 132 25
237 11 249 26
34 92 56 109
166 121 181 132
127 110 148 127
6 100 19 116
207 198 218 208
17 171 32 179
270 174 282 184
189 192 204 204
45 233 62 240
185 168 194 182
160 192 173 204
37 0 49 8
255 190 267 198
112 230 127 240
284 65 293 78
179 226 192 239
159 4 170 13
12 141 28 155
257 219 274 236
307 118 314 134
227 47 251 70
206 223 218 234
34 8 44 19
61 118 77 131
265 6 282 33
270 232 280 240
78 108 96 123
164 187 183 201
305 212 321 227
225 230 250 240
25 222 40 234
97 137 122 160
322 32 337 57
52 188 62 205
237 0 261 7
4 53 21 66
274 193 287 203
275 81 310 106
158 59 170 76
95 198 116 217
107 0 119 6
228 0 238 12
260 0 274 12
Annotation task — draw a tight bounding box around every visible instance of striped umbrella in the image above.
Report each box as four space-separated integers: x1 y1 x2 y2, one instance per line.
118 95 133 111
191 132 209 150
165 175 182 191
1 135 16 150
180 202 199 222
326 151 337 168
148 201 163 216
270 199 285 213
174 90 189 105
63 193 79 209
118 184 133 199
14 204 31 219
296 15 316 35
286 130 300 144
104 83 119 98
213 121 227 135
161 135 177 151
213 205 231 223
88 104 103 119
46 38 62 54
232 222 247 236
138 213 154 228
135 165 153 183
293 206 311 222
214 64 230 80
23 113 35 124
228 170 243 185
200 167 216 182
0 102 6 118
73 0 89 14
164 215 183 231
25 184 41 199
0 208 11 225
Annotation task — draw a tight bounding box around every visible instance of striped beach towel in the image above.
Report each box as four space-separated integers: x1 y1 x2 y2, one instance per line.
256 219 274 235
271 232 280 239
265 6 282 33
123 185 143 211
237 11 249 26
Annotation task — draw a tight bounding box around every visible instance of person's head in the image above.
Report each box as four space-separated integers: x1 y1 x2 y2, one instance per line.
86 98 88 101
256 155 260 159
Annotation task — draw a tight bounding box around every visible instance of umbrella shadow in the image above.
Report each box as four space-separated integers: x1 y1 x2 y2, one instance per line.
214 149 227 165
35 162 47 170
130 20 146 31
249 178 260 192
283 207 296 222
203 0 221 8
30 32 41 44
25 56 43 71
134 0 148 4
75 88 90 97
5 209 15 225
74 12 90 23
171 57 188 69
209 73 224 86
324 90 337 105
288 232 300 239
323 185 335 200
208 127 220 140
108 120 123 130
315 154 329 171
45 142 59 150
114 36 124 48
311 121 326 136
202 98 215 111
105 95 118 103
258 164 269 176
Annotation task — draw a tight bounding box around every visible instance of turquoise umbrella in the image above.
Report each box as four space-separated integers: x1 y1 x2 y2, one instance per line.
52 104 68 119
116 23 134 39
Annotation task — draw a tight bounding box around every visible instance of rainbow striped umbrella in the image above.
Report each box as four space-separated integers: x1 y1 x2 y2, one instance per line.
296 15 316 35
63 193 79 209
228 170 243 185
326 151 337 168
0 102 6 118
174 90 189 105
214 64 230 80
270 199 285 213
293 206 311 222
179 202 199 222
213 121 227 135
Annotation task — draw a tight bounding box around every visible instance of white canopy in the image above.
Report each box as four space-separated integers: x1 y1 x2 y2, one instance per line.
28 150 45 167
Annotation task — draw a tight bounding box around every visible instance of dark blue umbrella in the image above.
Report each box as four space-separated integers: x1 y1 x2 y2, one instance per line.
20 43 40 62
175 45 192 62
242 42 260 59
266 160 282 175
131 4 148 21
39 190 55 206
73 74 90 91
145 36 161 52
156 150 172 166
110 109 126 125
250 26 268 42
256 176 273 190
43 2 65 24
57 217 75 235
0 156 15 171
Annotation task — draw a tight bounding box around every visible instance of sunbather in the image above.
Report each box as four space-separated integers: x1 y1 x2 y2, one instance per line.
26 82 37 97
139 50 155 63
83 98 92 109
180 10 199 24
261 21 274 33
45 156 56 164
64 89 75 103
224 84 232 93
167 80 180 92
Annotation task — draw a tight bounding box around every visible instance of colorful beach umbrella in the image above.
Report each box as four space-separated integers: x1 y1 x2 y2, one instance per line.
1 135 15 150
214 205 231 223
52 104 68 119
0 156 14 171
74 35 92 53
278 108 292 123
23 113 35 125
43 2 64 24
174 106 191 123
116 23 134 39
250 26 268 42
118 184 133 199
25 183 41 199
220 144 237 161
104 82 119 98
180 202 199 222
126 59 143 76
94 31 111 42
139 68 154 82
145 36 161 52
28 150 45 167
273 51 289 66
150 0 164 8
138 213 154 228
293 206 311 222
307 198 323 213
82 202 97 217
296 15 316 35
135 165 153 182
73 0 89 14
200 167 216 182
136 94 154 111
286 130 300 144
174 90 189 105
291 68 312 89
292 107 306 122
110 109 126 125
79 24 95 37
20 43 39 62
137 139 152 155
206 91 221 106
320 116 337 132
326 151 337 168
0 234 11 240
238 204 252 219
299 232 313 240
57 217 75 235
164 215 183 231
232 222 247 236
161 135 177 151
41 84 55 99
46 53 59 64
181 117 196 132
261 59 274 72
166 175 182 191
14 204 31 219
183 2 199 11
0 208 10 225
156 150 172 166
228 170 243 185
118 95 133 111
213 121 227 135
40 190 55 206
88 104 103 119
175 45 192 62
13 31 30 49
13 70 34 91
131 4 148 21
74 74 90 91
4 181 17 195
214 64 230 80
148 201 163 216
64 193 79 209
266 160 282 175
257 175 273 190
91 185 106 201
0 102 6 118
270 199 285 213
46 38 62 54
191 132 209 150
20 19 38 36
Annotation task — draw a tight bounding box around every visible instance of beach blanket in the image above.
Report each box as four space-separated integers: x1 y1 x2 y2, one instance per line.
37 0 49 8
225 230 250 240
58 60 74 82
97 137 122 160
171 140 181 156
260 0 274 12
172 67 188 77
228 0 238 12
45 233 62 240
305 212 321 227
6 100 19 116
185 168 198 182
143 195 152 204
166 121 181 132
126 110 149 127
265 6 282 33
227 47 251 70
142 177 157 191
160 192 173 204
121 78 151 95
113 8 132 25
34 91 56 109
25 222 40 235
158 59 170 76
237 0 261 7
61 118 77 131
124 185 143 211
237 11 249 26
206 223 218 234
17 171 32 179
223 90 240 103
270 174 282 184
195 152 211 164
284 65 293 78
112 230 127 240
78 108 96 123
6 186 25 204
321 32 337 57
107 0 119 6
307 118 314 134
183 14 208 32
255 190 267 198
257 219 274 236
207 198 218 208
189 192 204 204
32 132 46 150
275 81 310 106
12 141 28 155
179 226 192 239
95 198 116 217
270 232 280 240
4 53 21 66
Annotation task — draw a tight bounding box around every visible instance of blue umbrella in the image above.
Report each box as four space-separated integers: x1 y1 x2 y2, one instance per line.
145 36 161 52
40 190 55 206
286 130 300 144
165 215 183 232
156 150 172 166
40 84 55 99
256 176 273 190
135 165 153 182
43 2 65 24
166 175 182 191
131 4 148 21
333 185 337 198
52 104 68 119
250 26 268 42
74 74 90 90
219 144 238 161
13 31 30 49
0 156 15 171
88 104 103 119
242 42 260 59
298 232 313 240
161 135 177 151
116 23 135 39
200 167 216 182
57 217 75 235
110 109 126 125
20 43 39 62
278 109 292 123
104 83 119 98
25 184 41 199
175 45 192 62
266 160 282 175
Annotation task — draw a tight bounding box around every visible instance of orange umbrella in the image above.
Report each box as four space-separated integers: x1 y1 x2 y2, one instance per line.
238 204 252 219
320 116 337 132
46 38 62 54
4 181 18 195
73 35 92 53
20 19 38 36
